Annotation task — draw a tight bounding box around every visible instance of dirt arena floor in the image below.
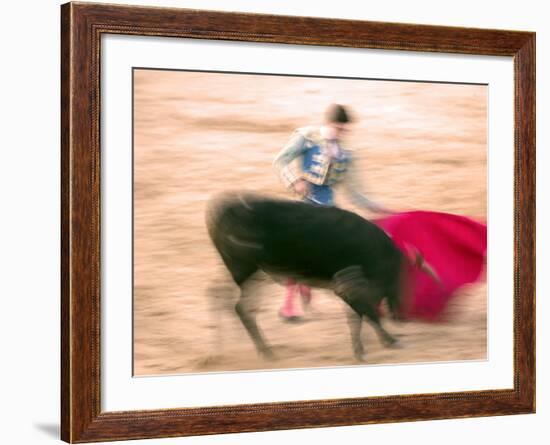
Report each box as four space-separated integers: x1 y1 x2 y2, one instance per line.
133 69 487 376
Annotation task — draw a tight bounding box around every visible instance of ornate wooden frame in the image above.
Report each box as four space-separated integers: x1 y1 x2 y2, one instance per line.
61 2 535 442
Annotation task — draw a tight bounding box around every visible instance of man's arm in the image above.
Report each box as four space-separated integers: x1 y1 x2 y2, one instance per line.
343 161 393 215
273 131 309 188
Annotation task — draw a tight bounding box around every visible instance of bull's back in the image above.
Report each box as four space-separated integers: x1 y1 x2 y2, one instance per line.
206 194 401 282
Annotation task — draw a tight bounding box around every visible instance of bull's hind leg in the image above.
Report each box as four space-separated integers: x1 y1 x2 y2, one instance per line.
235 283 274 359
230 264 274 359
333 266 398 361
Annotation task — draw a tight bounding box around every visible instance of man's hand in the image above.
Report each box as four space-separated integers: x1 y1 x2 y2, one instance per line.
293 180 310 197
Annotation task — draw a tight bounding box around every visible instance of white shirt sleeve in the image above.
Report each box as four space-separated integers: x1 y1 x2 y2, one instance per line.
343 161 390 214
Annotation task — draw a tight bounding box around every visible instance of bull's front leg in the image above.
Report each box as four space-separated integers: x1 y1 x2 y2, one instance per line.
333 266 398 362
363 306 399 348
333 266 372 361
345 308 367 362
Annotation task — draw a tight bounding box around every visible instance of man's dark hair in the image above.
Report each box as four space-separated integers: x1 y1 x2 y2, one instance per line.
325 103 352 124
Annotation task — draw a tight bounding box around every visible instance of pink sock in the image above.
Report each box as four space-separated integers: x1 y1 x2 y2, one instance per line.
280 279 301 318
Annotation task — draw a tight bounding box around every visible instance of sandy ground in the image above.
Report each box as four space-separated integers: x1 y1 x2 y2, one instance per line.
133 69 487 376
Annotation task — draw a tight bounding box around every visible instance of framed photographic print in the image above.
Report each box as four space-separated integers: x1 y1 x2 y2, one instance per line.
61 2 535 443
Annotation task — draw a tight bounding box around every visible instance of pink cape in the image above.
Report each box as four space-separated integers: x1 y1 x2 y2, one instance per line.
374 211 487 321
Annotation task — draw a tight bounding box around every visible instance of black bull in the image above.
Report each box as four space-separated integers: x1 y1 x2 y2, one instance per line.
206 194 405 361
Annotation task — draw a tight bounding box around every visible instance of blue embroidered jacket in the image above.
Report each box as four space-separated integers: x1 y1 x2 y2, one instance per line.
300 144 349 205
273 126 386 211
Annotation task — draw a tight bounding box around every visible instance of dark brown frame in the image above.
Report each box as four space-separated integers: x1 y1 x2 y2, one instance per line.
61 2 536 443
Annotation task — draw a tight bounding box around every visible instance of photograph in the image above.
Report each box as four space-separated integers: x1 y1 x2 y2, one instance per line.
132 68 488 376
